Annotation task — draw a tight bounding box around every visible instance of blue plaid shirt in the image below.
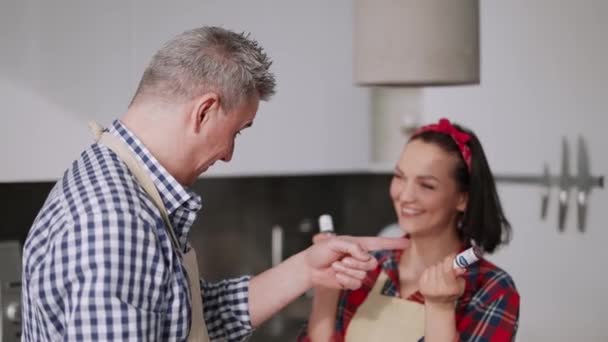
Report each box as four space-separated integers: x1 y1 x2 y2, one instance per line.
22 120 252 341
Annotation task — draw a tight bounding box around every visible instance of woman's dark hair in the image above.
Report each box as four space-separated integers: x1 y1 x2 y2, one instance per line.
409 123 511 253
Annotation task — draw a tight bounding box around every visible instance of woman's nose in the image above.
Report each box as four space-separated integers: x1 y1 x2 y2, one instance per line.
398 182 416 203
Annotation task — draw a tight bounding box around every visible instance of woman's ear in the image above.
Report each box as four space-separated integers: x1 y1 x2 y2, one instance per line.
456 192 468 212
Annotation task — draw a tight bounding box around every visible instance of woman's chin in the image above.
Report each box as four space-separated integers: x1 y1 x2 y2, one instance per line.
399 222 427 237
398 222 415 235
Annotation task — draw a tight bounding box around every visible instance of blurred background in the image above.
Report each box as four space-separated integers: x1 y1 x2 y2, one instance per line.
1 1 607 340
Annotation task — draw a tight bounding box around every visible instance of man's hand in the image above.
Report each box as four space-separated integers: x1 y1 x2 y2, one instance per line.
305 235 409 290
249 234 408 327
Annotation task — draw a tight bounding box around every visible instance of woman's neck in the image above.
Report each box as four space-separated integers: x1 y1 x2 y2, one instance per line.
398 228 462 283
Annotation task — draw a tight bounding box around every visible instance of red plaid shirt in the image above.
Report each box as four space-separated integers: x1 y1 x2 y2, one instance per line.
299 249 519 342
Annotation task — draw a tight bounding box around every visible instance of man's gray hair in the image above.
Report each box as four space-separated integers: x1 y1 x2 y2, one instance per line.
130 26 276 110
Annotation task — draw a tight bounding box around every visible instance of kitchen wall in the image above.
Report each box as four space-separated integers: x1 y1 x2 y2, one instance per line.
0 0 370 181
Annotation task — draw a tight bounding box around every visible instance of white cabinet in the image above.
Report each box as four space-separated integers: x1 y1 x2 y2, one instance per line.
0 1 136 182
0 0 370 181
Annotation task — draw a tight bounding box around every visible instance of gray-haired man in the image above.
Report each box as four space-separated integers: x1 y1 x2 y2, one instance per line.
22 26 408 341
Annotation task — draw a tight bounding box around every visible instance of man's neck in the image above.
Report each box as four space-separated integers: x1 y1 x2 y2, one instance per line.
121 105 194 186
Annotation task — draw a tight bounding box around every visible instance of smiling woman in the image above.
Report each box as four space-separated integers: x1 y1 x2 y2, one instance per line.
301 118 520 342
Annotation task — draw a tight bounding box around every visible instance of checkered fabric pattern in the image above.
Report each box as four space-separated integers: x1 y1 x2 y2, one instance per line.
299 249 519 342
22 120 252 341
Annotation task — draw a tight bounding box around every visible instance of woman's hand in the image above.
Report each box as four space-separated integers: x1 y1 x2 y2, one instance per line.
419 254 466 308
420 254 466 341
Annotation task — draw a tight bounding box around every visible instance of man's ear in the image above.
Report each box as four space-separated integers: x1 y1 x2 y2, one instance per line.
190 93 220 133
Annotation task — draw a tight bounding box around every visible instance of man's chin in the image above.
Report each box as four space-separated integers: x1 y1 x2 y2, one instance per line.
198 160 218 175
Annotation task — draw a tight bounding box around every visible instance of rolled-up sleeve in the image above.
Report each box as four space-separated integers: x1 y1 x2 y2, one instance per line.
201 276 253 341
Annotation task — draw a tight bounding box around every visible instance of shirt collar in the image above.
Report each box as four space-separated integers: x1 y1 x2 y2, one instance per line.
108 120 202 242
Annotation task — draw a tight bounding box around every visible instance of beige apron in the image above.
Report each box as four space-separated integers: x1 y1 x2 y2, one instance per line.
345 271 425 342
89 122 210 342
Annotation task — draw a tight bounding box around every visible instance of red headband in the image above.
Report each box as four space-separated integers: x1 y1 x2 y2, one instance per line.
413 118 472 172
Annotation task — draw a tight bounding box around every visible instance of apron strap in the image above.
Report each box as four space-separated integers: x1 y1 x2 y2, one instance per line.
88 121 210 341
88 121 182 254
345 270 426 342
371 270 391 295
